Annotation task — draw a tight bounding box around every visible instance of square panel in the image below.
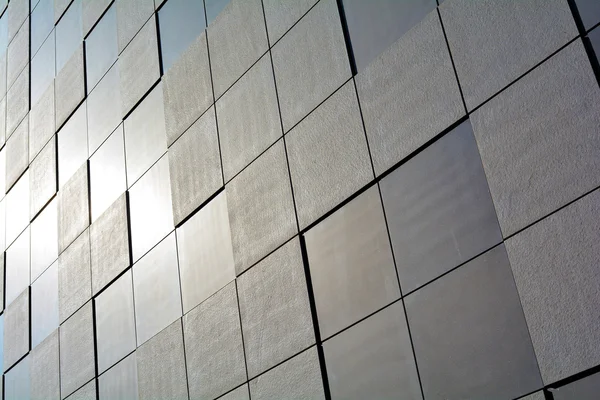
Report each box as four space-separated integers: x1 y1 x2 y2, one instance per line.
176 191 235 313
58 229 92 323
207 0 268 98
272 0 350 132
89 125 127 222
57 102 88 188
287 81 372 228
439 0 577 110
237 238 314 377
5 170 29 247
157 0 205 72
249 347 325 400
6 66 28 139
162 32 212 147
136 319 188 400
31 198 58 281
3 289 29 371
7 17 29 90
31 0 54 55
123 82 167 186
30 136 57 219
5 116 28 192
4 355 30 400
305 186 399 339
31 262 59 348
59 302 95 398
115 0 155 53
85 4 117 91
98 353 139 400
30 329 60 400
471 41 600 237
183 282 246 399
95 270 136 373
55 0 82 74
87 64 121 155
30 30 54 107
216 53 281 181
405 245 542 400
29 81 55 161
323 302 421 400
380 120 502 293
355 10 464 176
58 163 90 254
226 140 296 274
505 188 600 384
118 18 160 117
55 44 85 130
168 106 221 225
128 155 174 261
262 0 317 44
132 233 182 345
5 227 30 306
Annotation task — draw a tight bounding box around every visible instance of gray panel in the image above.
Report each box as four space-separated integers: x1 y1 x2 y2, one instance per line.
6 67 28 139
54 0 71 23
272 0 350 132
85 4 117 91
157 0 205 73
0 315 3 371
67 379 97 400
249 347 325 400
0 54 5 102
0 255 3 311
380 120 502 293
60 302 95 398
5 227 30 306
168 106 222 226
5 170 29 248
287 81 373 229
118 18 160 117
3 289 29 371
5 355 30 400
123 82 167 186
31 0 54 56
305 186 399 339
552 371 600 400
98 353 139 400
343 0 436 72
132 233 182 345
204 0 230 26
576 0 600 30
220 385 250 400
238 238 314 377
55 0 82 74
29 81 55 161
82 0 112 36
183 282 246 399
136 320 188 400
226 140 296 275
55 45 85 130
95 270 136 373
87 65 121 155
31 262 59 348
30 329 60 400
0 96 5 148
5 116 28 193
31 197 58 282
58 163 90 254
405 245 542 400
89 125 127 222
216 52 281 181
115 0 155 53
505 188 600 384
30 30 54 107
591 26 600 56
207 0 268 98
262 0 317 44
7 17 29 90
57 102 88 188
90 193 130 294
128 155 174 262
356 11 464 176
323 302 421 400
471 41 600 237
176 191 235 314
440 0 577 110
162 32 212 147
7 0 28 43
58 229 92 323
30 136 57 219
520 392 545 400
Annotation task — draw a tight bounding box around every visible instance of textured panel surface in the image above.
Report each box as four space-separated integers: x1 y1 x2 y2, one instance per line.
3 289 29 371
5 227 30 306
68 380 97 400
83 0 112 36
116 0 155 53
7 0 28 42
305 186 399 339
57 103 88 188
31 262 59 348
521 392 546 400
6 67 29 138
576 0 600 30
162 32 212 146
168 107 221 225
220 385 250 400
4 356 30 400
506 188 600 384
238 239 314 377
30 330 60 400
30 136 57 219
324 302 421 400
55 0 82 73
552 371 600 399
216 53 281 181
356 11 464 176
29 79 55 163
272 0 350 132
262 0 317 44
31 0 53 55
87 65 122 155
55 45 85 130
30 28 54 106
177 191 235 313
98 353 139 400
58 164 90 254
58 229 92 323
406 245 542 399
226 140 296 274
183 282 246 399
5 171 29 249
7 18 29 92
5 117 28 193
85 4 117 91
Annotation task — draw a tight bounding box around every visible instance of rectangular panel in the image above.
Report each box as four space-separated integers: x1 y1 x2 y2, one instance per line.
31 262 59 348
31 198 58 282
85 4 117 91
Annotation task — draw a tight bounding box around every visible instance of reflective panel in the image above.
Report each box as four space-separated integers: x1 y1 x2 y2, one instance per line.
5 227 30 306
132 233 182 345
30 329 60 400
30 30 55 107
5 117 28 193
55 0 82 74
99 353 139 400
85 4 117 91
4 355 30 400
3 289 29 371
204 0 230 26
31 262 59 348
5 169 29 247
29 135 57 219
57 102 88 188
31 0 54 56
55 44 85 130
7 18 29 90
29 81 55 160
57 163 90 254
83 0 111 36
87 65 122 155
30 198 58 282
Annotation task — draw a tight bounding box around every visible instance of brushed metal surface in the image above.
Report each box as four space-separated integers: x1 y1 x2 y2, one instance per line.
29 135 57 219
6 66 29 138
55 44 85 130
5 116 28 192
30 329 60 400
98 353 139 400
29 81 55 161
3 289 29 371
58 229 92 323
57 163 90 254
